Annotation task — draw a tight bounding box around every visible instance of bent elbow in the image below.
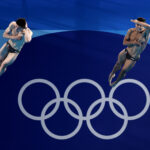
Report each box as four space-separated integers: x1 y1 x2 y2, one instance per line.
3 32 10 39
3 33 7 38
24 30 33 43
25 37 32 43
123 40 126 45
123 39 128 45
24 34 32 43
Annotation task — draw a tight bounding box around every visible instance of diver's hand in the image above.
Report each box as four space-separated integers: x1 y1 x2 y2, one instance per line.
131 19 138 23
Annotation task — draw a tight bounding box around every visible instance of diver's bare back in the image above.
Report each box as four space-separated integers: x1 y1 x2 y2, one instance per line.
127 28 149 58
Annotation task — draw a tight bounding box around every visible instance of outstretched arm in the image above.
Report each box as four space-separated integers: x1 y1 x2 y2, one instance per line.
131 19 150 30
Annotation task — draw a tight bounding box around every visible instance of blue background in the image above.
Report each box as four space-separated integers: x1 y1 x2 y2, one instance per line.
0 0 150 150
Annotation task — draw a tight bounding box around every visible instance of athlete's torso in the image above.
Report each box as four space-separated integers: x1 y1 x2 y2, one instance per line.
7 22 25 51
127 28 149 58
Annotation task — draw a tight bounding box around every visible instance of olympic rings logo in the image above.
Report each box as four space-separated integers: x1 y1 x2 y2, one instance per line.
18 78 150 140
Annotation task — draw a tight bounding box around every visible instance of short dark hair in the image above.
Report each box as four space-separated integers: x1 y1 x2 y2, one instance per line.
137 17 146 22
16 18 26 28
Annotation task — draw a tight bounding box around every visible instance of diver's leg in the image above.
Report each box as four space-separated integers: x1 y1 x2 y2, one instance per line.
110 59 136 87
0 53 18 76
109 49 126 84
0 43 9 66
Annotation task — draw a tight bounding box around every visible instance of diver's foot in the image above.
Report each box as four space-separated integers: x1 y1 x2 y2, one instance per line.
109 73 115 86
110 81 117 87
